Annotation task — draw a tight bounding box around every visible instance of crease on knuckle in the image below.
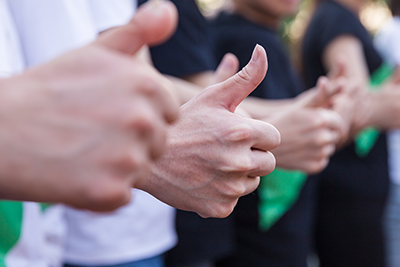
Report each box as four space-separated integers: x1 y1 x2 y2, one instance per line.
223 124 253 142
234 67 256 87
128 112 156 135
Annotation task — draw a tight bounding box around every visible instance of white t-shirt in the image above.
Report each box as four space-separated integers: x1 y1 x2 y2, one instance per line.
374 16 400 186
7 1 176 265
2 1 176 266
0 2 47 267
8 0 135 67
0 0 23 76
64 190 177 265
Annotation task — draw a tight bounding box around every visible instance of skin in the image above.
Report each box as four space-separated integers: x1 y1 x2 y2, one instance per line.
139 45 281 218
0 1 180 212
226 0 353 174
323 0 400 133
0 2 280 218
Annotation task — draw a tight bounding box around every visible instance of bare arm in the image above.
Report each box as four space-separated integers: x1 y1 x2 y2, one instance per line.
322 35 400 132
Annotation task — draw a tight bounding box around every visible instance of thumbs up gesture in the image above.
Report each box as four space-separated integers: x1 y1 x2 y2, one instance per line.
264 77 347 174
138 45 280 218
0 1 180 211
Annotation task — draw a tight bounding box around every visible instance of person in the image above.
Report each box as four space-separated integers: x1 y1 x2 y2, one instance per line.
209 0 355 266
374 1 400 266
139 1 236 266
149 0 350 266
0 0 281 266
0 0 280 219
0 0 179 213
302 0 400 265
0 1 172 266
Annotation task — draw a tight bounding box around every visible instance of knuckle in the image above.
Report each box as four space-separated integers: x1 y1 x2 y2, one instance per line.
223 124 253 142
128 112 156 135
127 151 149 169
236 66 253 85
234 157 254 173
84 182 131 211
267 124 281 148
223 181 248 198
207 202 236 219
314 131 332 146
261 152 277 176
311 113 326 128
307 158 329 174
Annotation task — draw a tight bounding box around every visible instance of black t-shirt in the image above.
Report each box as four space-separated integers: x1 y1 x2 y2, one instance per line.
212 12 315 267
147 0 215 77
212 12 304 100
302 0 383 87
302 1 389 267
142 1 234 265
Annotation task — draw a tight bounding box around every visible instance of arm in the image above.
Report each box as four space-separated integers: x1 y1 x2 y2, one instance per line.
323 35 400 132
138 45 280 218
0 1 179 211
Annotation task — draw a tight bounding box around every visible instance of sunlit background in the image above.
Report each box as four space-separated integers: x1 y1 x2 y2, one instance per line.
196 0 392 43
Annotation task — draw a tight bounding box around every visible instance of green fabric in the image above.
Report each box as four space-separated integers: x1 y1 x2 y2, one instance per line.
0 201 23 267
258 168 307 231
354 63 394 157
257 64 394 231
40 203 52 212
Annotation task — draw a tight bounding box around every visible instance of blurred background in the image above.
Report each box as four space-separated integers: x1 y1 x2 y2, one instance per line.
196 0 392 43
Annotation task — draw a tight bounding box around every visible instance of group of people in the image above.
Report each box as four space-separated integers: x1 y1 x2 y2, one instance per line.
0 0 400 266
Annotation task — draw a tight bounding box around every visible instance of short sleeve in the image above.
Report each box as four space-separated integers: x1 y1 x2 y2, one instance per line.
87 0 135 33
302 1 382 87
374 17 400 66
148 0 215 77
317 8 365 56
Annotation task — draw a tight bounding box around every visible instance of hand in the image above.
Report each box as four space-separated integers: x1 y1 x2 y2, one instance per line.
0 1 179 211
267 77 345 174
213 53 251 118
138 45 280 218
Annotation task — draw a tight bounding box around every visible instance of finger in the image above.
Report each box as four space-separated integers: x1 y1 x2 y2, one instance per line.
95 1 178 55
133 66 180 124
79 176 132 212
322 143 336 157
317 109 344 141
248 150 276 177
145 70 180 124
243 176 261 196
202 44 268 112
248 119 281 152
212 53 239 84
300 77 341 108
127 97 169 159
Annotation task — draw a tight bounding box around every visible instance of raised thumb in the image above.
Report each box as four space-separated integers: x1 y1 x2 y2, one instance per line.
297 76 342 108
94 1 178 55
204 45 268 113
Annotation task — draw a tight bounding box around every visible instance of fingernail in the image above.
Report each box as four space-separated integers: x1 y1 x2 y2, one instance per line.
145 0 166 11
251 44 261 63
